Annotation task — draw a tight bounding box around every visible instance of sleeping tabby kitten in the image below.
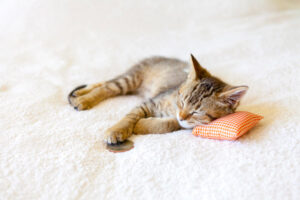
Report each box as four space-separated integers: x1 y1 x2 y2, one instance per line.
68 55 248 144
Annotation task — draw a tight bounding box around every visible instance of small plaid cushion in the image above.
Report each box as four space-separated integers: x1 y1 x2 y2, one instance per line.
193 111 263 140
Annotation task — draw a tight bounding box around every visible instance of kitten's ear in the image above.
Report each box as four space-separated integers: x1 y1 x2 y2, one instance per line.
218 86 248 108
189 54 211 80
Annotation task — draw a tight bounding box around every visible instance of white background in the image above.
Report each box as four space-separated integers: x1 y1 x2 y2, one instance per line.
0 0 300 199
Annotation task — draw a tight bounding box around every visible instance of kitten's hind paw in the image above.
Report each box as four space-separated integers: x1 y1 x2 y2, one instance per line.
68 82 105 111
68 85 91 111
68 85 87 99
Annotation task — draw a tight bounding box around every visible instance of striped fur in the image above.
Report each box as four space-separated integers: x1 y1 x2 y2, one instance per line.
68 55 248 144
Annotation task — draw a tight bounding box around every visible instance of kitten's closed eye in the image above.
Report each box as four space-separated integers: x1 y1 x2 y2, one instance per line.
206 113 217 120
191 111 199 115
191 112 217 121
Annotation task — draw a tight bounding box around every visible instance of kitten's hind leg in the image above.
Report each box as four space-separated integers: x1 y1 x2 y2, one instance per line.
134 117 181 135
68 69 142 111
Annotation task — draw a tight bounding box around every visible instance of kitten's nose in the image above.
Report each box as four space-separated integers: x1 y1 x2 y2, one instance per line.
179 111 189 121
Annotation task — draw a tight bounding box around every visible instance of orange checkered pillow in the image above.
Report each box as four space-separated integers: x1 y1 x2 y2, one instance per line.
193 111 263 140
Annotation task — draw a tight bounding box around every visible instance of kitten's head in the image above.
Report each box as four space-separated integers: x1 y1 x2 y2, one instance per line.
176 54 248 128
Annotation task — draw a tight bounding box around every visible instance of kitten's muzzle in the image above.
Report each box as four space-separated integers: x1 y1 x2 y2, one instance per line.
178 110 191 121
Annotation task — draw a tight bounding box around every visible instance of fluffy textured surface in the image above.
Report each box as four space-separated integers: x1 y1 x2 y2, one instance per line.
1 0 300 199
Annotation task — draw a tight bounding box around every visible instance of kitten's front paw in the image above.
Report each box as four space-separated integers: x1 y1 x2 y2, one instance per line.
104 128 128 144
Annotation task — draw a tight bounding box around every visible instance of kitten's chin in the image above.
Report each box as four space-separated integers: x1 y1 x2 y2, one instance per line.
178 120 195 129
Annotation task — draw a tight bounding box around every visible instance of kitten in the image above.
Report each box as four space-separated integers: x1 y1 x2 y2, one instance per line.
68 55 248 144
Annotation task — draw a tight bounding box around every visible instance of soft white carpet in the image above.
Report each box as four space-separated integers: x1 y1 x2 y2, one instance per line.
1 0 300 199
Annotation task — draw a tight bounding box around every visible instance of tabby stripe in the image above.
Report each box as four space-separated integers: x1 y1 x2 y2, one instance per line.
131 75 137 88
202 89 214 99
184 94 189 101
140 106 148 117
114 81 124 94
119 78 129 94
191 84 199 94
201 87 214 100
195 103 201 110
124 76 131 91
190 96 198 104
189 87 201 104
149 99 156 107
155 102 163 117
144 102 154 116
135 74 142 87
189 84 201 102
190 83 214 104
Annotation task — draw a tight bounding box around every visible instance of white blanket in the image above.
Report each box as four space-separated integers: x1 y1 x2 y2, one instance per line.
1 0 300 199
